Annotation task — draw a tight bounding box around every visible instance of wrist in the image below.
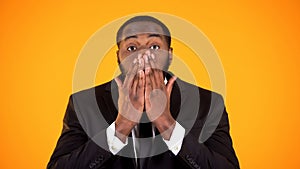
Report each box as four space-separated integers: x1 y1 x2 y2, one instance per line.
153 114 176 140
115 115 136 142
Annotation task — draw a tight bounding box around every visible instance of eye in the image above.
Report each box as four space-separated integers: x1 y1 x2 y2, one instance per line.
150 45 160 50
127 46 137 52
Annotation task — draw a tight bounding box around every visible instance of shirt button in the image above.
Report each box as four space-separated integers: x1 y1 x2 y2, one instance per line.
174 146 178 151
111 146 117 151
89 162 96 168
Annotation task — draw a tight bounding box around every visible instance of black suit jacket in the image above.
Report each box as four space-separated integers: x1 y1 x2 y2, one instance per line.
47 77 239 169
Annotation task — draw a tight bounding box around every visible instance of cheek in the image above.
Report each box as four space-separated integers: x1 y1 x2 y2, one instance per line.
118 51 139 72
152 50 170 71
118 52 135 66
118 50 127 61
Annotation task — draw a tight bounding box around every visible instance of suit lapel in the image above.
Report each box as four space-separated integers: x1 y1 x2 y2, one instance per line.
170 79 181 120
94 80 118 124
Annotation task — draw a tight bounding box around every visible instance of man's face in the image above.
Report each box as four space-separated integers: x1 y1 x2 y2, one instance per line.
117 21 172 74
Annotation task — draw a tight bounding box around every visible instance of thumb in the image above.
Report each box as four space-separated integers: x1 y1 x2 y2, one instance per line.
166 76 177 97
114 77 123 87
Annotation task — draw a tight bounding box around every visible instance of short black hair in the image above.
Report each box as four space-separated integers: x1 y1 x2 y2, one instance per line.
116 15 171 48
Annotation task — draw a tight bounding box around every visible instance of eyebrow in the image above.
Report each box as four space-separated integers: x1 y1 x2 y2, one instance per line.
148 34 163 39
124 34 163 41
124 35 138 41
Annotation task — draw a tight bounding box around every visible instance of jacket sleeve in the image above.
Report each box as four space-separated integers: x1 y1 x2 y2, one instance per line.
176 94 240 169
47 96 114 169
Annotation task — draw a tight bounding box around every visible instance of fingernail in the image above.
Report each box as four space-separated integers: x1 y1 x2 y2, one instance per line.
151 54 155 60
133 58 137 64
145 67 150 73
145 50 150 56
144 54 149 63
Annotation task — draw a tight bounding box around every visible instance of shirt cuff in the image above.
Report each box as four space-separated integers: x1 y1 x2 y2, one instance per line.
106 121 128 155
163 121 185 155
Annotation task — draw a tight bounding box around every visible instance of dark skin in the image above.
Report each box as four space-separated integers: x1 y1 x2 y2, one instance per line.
115 25 177 143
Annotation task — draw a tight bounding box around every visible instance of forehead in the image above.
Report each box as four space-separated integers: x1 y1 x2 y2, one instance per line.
120 21 165 41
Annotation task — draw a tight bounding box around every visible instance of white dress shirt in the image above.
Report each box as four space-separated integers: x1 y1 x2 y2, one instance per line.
106 121 185 155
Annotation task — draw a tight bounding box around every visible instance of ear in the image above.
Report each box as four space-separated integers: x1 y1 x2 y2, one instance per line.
116 50 121 64
168 47 173 64
116 49 119 57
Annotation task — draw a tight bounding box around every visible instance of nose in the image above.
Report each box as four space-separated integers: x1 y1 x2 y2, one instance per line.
137 48 151 57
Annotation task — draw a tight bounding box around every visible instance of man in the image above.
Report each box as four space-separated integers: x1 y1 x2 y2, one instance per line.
47 16 240 169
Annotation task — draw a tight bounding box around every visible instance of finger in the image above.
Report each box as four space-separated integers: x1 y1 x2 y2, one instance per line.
166 76 177 97
159 70 164 83
123 58 139 88
115 77 123 87
137 53 144 73
144 51 151 72
156 70 164 86
144 52 156 88
145 52 159 87
147 67 156 90
149 53 157 69
135 54 145 94
145 67 153 100
149 53 164 87
136 70 145 99
131 73 139 96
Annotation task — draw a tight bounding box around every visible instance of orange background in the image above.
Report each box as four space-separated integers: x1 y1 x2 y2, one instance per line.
1 1 300 168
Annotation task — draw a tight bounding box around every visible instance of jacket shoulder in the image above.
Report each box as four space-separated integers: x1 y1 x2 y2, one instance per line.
71 81 113 98
177 79 223 101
